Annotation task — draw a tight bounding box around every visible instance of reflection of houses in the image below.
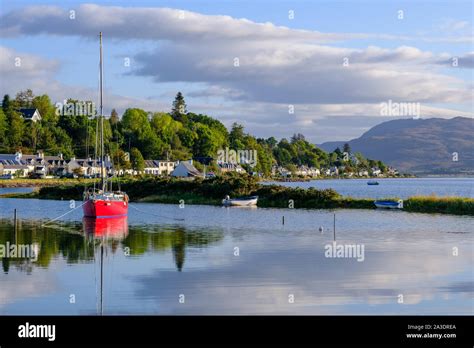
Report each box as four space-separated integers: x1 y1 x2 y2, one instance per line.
143 160 177 176
171 160 203 178
19 108 42 123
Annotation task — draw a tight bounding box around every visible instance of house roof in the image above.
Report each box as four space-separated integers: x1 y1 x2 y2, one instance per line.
179 161 202 176
3 164 29 170
19 108 41 120
144 160 160 168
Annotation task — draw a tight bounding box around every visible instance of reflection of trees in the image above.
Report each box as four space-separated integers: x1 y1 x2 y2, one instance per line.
0 219 224 273
0 219 94 273
122 226 224 271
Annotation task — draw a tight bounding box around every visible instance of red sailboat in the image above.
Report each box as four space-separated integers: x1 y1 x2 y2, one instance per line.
83 32 129 218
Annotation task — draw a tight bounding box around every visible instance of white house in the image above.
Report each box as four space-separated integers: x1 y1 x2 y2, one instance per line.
144 160 177 176
19 108 42 123
171 160 203 178
0 163 29 177
218 162 246 174
371 167 382 176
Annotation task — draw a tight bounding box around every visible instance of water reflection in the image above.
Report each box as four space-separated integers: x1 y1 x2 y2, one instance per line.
0 205 471 315
0 218 224 274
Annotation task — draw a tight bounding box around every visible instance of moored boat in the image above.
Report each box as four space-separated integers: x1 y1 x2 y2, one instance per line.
82 32 128 219
374 199 403 209
222 195 258 206
367 180 379 185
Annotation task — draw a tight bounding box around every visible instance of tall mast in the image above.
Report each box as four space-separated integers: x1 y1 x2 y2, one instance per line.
99 32 105 191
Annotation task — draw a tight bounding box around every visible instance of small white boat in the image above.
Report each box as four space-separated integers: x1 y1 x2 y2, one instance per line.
222 195 258 206
374 199 403 209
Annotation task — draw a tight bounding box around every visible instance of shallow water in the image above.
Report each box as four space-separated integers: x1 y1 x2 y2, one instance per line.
0 197 472 315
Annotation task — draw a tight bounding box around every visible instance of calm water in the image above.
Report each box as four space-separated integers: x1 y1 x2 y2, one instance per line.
0 197 472 315
266 177 474 198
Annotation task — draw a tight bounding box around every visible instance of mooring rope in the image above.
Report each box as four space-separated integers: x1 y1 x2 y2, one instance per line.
41 201 87 227
128 203 185 221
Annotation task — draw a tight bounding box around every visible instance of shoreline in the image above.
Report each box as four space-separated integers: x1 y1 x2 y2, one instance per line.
1 177 473 216
1 174 469 189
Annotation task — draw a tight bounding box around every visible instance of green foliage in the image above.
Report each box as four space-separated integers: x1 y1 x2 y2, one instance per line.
130 147 145 171
1 90 391 177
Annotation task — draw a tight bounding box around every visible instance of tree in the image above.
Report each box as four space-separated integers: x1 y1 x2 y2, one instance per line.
130 147 145 172
110 109 119 125
15 89 35 108
0 109 8 146
171 92 187 122
7 110 25 148
2 94 11 113
229 123 245 150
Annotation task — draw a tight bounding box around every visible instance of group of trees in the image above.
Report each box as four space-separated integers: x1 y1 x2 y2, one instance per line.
0 90 389 176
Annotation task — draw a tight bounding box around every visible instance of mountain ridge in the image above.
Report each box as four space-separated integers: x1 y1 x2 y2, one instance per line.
319 117 474 174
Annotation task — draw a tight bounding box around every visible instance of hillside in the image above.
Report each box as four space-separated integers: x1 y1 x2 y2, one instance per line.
319 117 474 174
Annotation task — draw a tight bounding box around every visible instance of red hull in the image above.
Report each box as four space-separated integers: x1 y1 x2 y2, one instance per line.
83 199 128 218
83 216 129 240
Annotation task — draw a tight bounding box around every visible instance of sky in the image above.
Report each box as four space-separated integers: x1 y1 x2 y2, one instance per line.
0 0 472 143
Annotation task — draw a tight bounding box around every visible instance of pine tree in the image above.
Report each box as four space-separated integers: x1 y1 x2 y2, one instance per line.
171 92 187 122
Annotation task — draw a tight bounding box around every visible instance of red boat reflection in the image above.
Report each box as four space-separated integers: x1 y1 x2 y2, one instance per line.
82 216 129 240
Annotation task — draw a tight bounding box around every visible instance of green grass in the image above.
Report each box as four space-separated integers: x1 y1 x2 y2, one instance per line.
0 178 97 188
404 195 474 215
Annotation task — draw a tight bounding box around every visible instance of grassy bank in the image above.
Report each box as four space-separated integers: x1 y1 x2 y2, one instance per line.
0 178 97 188
2 174 472 215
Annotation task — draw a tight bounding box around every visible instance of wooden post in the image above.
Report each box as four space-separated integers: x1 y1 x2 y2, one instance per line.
282 216 285 225
14 209 18 238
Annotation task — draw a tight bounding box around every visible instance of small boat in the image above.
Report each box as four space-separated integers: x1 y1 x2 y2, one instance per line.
222 195 258 206
367 180 379 185
374 199 403 209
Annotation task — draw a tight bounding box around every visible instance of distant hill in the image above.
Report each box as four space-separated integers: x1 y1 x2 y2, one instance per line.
319 117 474 174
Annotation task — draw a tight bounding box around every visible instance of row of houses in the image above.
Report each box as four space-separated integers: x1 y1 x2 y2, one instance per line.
271 165 394 178
0 151 208 179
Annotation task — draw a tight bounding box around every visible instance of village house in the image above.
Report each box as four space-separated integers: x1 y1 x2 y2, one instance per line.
272 165 291 178
218 162 246 174
19 108 42 123
371 167 382 176
171 160 203 178
143 160 177 176
0 151 67 177
66 157 113 177
0 162 29 178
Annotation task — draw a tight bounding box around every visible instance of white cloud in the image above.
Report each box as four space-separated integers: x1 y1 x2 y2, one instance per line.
0 4 472 141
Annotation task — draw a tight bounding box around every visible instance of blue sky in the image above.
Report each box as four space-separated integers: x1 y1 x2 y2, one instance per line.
0 0 472 142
